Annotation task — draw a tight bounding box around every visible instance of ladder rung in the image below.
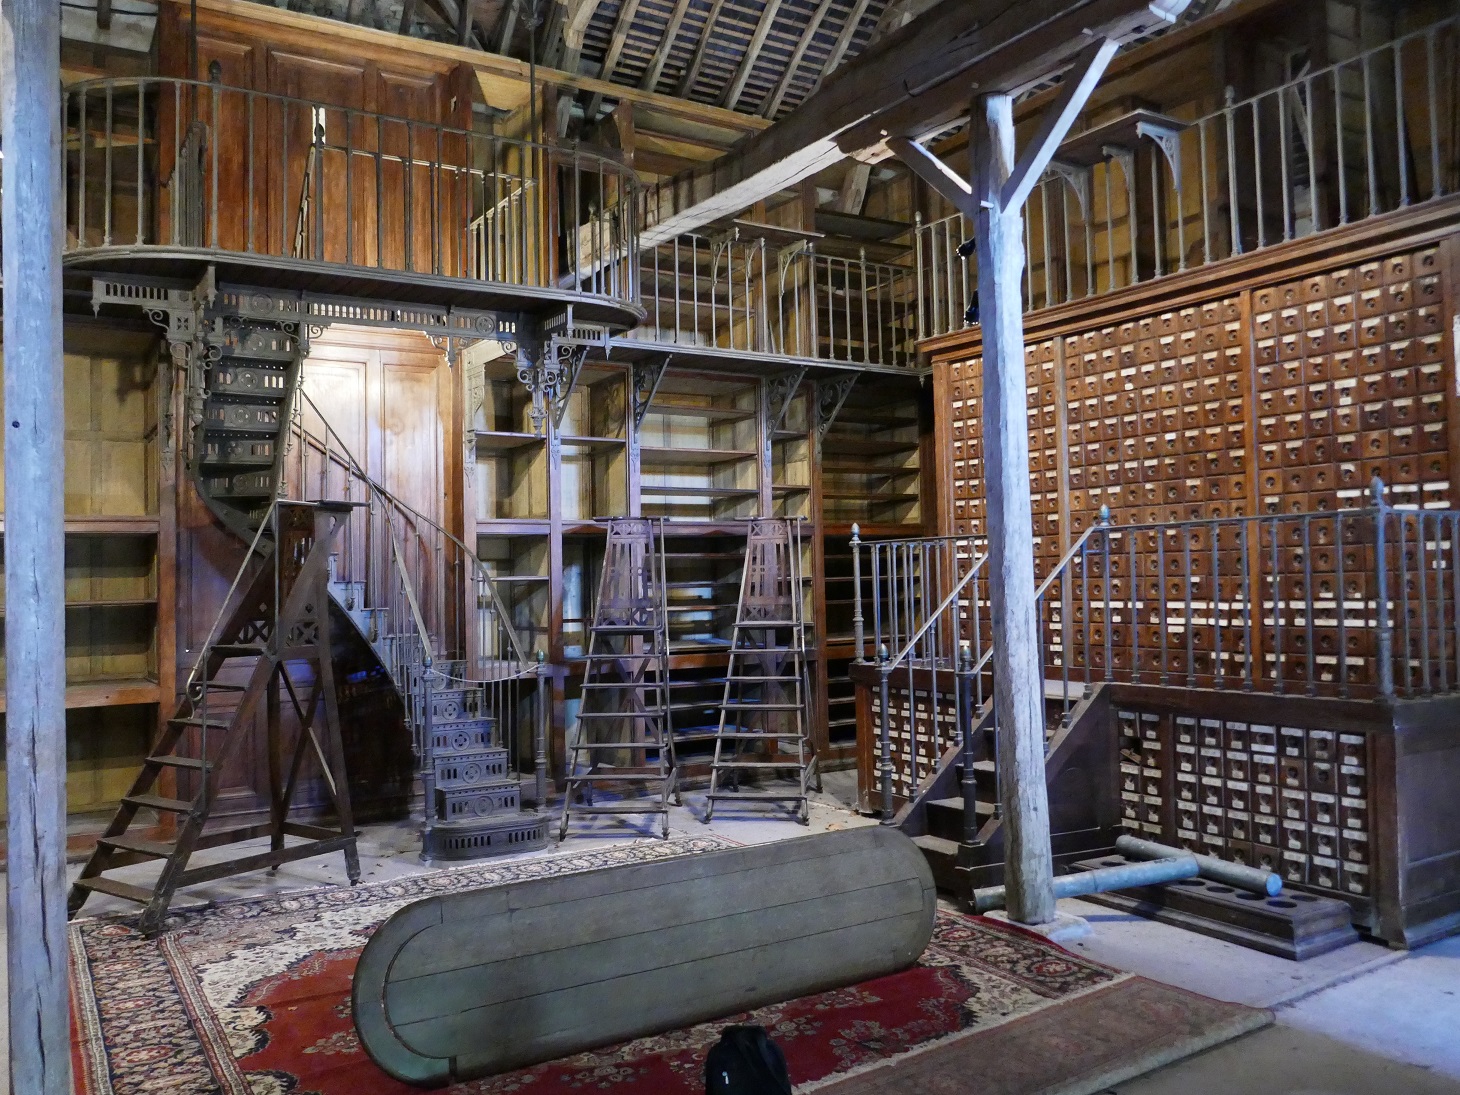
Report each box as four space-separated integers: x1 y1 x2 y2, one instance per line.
124 793 193 814
591 625 664 634
719 675 800 682
98 834 176 858
198 682 248 693
572 740 671 750
211 643 266 657
71 876 157 904
712 731 808 740
565 802 671 814
148 755 210 770
720 702 803 711
566 772 672 783
576 710 669 720
712 760 805 769
170 716 233 731
734 621 798 628
705 791 808 801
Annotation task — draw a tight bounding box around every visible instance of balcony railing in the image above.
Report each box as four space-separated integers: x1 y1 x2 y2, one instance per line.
916 13 1460 339
628 231 920 369
857 481 1460 814
62 76 640 314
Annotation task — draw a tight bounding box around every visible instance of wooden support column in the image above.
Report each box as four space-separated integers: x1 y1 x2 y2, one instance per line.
2 0 71 1086
970 34 1121 927
972 94 1058 927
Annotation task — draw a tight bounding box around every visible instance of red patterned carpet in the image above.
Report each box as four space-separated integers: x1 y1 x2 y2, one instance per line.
70 835 1269 1095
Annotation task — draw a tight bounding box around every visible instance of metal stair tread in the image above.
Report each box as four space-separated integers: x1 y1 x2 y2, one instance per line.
705 790 809 801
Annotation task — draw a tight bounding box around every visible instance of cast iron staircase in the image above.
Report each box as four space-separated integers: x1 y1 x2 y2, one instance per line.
560 518 680 839
705 518 819 823
67 501 362 936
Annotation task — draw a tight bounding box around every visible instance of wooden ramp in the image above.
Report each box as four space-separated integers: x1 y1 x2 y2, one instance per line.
352 826 936 1085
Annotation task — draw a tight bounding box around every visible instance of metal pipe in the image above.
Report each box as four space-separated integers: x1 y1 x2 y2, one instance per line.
972 855 1200 914
1116 835 1282 896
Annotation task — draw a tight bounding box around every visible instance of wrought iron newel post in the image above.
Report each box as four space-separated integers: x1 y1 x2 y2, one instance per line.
877 644 893 822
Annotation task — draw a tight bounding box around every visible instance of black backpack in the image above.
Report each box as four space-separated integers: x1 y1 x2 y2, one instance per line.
704 1024 792 1095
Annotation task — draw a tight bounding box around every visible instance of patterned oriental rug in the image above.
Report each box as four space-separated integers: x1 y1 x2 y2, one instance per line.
70 834 1270 1095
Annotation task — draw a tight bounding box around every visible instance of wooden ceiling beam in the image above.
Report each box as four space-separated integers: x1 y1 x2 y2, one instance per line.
585 0 644 118
721 0 785 111
762 0 836 119
641 0 1195 246
816 0 872 82
638 0 693 92
674 0 730 97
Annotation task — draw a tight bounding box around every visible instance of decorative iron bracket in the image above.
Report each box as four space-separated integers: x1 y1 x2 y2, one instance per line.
550 339 591 430
1046 159 1092 219
765 366 808 436
1102 143 1136 183
632 354 672 428
816 374 857 439
1136 118 1185 196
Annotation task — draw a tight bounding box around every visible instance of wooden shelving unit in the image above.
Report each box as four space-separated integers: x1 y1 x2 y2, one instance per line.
639 376 761 522
0 333 174 858
467 353 929 783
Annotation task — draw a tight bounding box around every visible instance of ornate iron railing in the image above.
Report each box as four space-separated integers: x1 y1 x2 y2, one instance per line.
856 481 1460 815
915 13 1460 338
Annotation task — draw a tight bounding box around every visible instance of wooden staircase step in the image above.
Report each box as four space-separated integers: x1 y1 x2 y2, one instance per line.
170 715 234 731
98 834 176 858
123 793 194 814
148 755 210 770
71 876 156 904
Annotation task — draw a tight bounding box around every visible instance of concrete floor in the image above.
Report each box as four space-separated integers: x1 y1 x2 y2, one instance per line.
8 774 1459 1094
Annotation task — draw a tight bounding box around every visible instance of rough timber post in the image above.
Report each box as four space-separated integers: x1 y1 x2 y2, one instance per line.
972 93 1057 926
2 0 72 1087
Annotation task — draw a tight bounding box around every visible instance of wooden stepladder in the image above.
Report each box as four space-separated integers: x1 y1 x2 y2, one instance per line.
560 518 679 839
68 501 362 935
706 518 818 823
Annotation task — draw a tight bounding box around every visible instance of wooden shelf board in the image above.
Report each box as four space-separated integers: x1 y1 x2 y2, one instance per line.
820 438 921 456
639 445 756 467
820 491 921 502
643 402 757 422
0 515 161 535
640 485 760 497
475 432 545 453
0 677 161 715
560 435 627 450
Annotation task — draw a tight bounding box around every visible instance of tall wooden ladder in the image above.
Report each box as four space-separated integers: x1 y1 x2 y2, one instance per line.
560 518 679 839
705 518 819 823
67 501 362 936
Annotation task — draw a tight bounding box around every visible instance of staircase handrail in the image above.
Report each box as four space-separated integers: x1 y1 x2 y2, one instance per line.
885 550 989 673
386 514 435 672
290 389 532 671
